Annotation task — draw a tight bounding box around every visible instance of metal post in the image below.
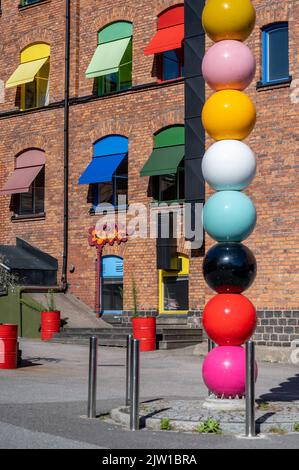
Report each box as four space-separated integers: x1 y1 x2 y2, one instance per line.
246 340 256 437
208 339 216 396
130 339 140 431
126 334 133 406
87 336 98 418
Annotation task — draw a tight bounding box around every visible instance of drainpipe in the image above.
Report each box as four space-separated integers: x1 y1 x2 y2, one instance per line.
61 0 71 289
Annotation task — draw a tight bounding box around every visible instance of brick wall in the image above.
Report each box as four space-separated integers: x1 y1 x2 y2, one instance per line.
0 0 298 347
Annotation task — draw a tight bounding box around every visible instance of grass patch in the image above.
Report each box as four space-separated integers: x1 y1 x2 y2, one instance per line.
196 418 222 434
267 426 286 435
257 402 270 411
293 423 299 432
160 418 172 431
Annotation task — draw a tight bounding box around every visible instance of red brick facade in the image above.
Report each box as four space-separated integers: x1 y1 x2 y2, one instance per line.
0 1 298 346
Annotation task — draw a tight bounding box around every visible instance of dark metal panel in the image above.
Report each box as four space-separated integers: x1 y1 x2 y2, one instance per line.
184 35 205 79
185 76 205 119
185 0 205 39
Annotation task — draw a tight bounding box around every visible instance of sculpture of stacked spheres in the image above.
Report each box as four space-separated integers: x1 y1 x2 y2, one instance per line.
201 0 258 398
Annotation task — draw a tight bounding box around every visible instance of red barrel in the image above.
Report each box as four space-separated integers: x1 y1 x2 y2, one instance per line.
132 317 156 352
0 324 18 369
41 311 61 341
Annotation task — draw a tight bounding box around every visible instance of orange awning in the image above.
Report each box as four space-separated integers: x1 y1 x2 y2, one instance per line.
144 24 184 55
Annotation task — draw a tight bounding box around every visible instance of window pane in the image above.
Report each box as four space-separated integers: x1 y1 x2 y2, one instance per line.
34 188 45 213
102 278 123 311
19 188 33 215
115 177 128 204
160 174 177 201
162 49 180 81
268 27 289 81
102 73 118 94
119 62 132 90
163 276 188 311
24 81 37 109
98 182 113 205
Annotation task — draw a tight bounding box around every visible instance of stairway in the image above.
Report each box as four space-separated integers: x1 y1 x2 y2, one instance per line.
52 315 203 350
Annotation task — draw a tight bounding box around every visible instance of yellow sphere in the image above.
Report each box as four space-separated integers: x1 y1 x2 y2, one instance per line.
202 90 256 141
202 0 256 42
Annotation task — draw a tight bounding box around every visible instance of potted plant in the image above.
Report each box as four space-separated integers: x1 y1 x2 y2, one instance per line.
20 290 61 341
131 280 156 352
40 290 61 341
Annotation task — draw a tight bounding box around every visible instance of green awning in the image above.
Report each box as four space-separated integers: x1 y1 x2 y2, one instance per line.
86 37 131 79
140 145 184 177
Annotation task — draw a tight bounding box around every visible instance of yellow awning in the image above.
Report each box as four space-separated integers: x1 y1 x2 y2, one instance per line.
6 57 48 89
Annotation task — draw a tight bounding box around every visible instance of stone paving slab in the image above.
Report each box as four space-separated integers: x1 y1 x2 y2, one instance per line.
110 399 299 434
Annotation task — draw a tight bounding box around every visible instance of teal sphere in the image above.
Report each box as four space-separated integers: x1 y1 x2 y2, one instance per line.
203 191 256 242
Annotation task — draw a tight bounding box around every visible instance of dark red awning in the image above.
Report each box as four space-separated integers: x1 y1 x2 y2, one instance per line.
1 149 45 195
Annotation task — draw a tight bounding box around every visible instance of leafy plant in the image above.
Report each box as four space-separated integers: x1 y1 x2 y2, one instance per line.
160 418 172 431
293 423 299 432
196 418 222 434
21 289 58 312
257 402 270 411
0 257 20 293
131 279 139 318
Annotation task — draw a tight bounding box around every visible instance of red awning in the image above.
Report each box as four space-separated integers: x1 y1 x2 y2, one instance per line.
1 149 45 195
144 23 184 55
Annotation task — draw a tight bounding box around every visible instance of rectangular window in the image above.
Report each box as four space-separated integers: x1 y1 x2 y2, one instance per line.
153 163 185 202
16 168 45 216
102 278 123 312
98 39 132 96
21 61 50 110
93 157 128 210
159 48 184 82
20 0 44 6
262 23 289 84
163 276 188 311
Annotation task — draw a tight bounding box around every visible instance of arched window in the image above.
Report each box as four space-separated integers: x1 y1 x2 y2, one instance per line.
159 254 189 313
78 135 128 210
261 22 290 85
140 125 185 202
6 43 50 110
86 21 133 96
145 5 184 82
0 149 46 217
101 256 124 314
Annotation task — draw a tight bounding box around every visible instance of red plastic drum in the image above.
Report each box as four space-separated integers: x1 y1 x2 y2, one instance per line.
203 294 257 346
41 311 61 341
0 324 18 369
132 317 156 352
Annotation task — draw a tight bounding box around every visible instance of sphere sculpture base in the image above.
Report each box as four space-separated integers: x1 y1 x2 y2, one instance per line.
203 396 246 412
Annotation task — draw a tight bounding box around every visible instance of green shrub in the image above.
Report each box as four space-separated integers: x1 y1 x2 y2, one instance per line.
160 418 172 431
196 418 222 434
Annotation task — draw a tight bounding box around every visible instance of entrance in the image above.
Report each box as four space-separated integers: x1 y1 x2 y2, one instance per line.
101 256 123 314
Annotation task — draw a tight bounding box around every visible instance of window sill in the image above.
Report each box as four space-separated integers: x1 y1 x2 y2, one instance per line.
256 76 292 91
11 213 46 222
89 206 128 216
19 0 51 11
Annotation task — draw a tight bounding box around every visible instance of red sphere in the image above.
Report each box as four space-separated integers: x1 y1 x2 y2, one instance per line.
203 294 257 346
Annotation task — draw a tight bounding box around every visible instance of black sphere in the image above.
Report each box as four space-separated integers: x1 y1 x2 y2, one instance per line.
203 242 257 294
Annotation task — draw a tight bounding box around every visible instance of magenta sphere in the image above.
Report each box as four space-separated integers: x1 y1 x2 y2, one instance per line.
202 40 256 91
202 346 258 398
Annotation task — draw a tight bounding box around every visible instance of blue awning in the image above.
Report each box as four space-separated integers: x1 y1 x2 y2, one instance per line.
78 153 127 185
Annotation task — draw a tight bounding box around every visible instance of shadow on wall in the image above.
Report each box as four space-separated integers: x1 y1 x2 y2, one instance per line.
259 373 299 402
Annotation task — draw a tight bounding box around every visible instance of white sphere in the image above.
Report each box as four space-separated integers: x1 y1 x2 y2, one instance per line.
202 140 256 191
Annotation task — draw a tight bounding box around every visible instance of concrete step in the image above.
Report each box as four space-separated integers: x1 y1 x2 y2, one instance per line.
156 317 188 325
158 339 202 350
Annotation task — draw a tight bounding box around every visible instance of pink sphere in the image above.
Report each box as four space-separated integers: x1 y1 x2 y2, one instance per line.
202 346 258 398
202 40 256 91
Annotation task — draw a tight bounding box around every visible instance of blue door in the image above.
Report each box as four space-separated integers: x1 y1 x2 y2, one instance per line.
101 256 123 314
